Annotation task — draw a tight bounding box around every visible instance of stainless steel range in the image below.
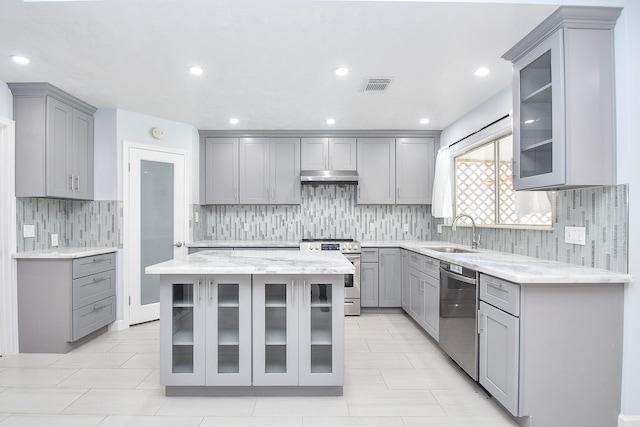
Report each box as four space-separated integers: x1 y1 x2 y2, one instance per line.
300 238 361 315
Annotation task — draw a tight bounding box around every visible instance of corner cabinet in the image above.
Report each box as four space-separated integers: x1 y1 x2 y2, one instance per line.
9 83 96 200
239 138 301 204
503 6 620 191
301 138 357 171
253 275 344 387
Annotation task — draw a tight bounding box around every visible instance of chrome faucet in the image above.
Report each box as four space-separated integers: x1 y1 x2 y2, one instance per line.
452 214 480 249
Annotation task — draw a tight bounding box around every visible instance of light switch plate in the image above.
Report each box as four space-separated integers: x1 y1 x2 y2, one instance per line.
23 224 35 238
243 223 250 232
51 233 59 247
437 224 443 234
403 223 409 233
565 226 586 245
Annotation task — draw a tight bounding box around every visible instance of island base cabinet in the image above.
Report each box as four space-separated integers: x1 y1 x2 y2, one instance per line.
160 275 252 387
253 275 344 387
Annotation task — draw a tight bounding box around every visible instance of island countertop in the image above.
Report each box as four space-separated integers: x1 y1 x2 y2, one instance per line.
146 249 355 275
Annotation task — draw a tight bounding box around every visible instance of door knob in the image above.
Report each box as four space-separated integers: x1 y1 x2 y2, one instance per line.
174 242 183 248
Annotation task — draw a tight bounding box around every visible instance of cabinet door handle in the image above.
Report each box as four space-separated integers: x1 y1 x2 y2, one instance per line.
69 175 74 190
291 280 295 307
196 280 201 302
478 311 484 333
75 176 80 191
209 280 213 302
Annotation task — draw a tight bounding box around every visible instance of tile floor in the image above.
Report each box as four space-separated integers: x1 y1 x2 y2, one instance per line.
0 311 518 426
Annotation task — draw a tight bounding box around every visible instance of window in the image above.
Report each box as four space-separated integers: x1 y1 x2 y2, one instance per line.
454 134 552 227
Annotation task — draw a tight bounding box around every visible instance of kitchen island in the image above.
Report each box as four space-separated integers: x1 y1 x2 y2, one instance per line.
146 250 354 396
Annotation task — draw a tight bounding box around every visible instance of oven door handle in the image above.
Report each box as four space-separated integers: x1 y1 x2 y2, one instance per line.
440 268 476 285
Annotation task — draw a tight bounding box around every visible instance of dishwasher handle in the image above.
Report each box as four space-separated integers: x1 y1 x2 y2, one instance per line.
440 268 477 285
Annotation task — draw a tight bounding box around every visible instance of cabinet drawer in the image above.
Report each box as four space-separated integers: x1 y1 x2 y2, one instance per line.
72 295 116 341
72 253 116 279
408 251 439 277
72 269 116 310
480 275 520 316
361 248 379 263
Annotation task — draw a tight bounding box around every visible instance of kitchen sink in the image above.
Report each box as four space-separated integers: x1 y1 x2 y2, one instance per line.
426 247 476 254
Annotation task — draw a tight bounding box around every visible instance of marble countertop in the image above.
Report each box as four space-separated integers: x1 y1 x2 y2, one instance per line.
188 239 631 284
146 250 355 275
13 247 118 259
186 240 300 248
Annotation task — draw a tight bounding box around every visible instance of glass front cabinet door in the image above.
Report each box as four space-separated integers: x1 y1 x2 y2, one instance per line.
253 275 344 387
160 274 252 386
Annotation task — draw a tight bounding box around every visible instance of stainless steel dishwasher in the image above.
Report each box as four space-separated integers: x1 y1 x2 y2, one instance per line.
439 261 479 380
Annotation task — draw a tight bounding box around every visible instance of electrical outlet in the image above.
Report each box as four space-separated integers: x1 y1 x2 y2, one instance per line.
194 212 199 223
23 224 35 238
243 223 250 232
403 223 409 233
565 226 586 245
437 224 443 234
51 233 59 247
370 222 376 231
288 223 294 232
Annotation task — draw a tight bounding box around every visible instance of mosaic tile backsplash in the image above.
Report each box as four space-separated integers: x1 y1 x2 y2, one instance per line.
437 184 628 273
197 185 433 241
17 183 628 274
16 198 122 252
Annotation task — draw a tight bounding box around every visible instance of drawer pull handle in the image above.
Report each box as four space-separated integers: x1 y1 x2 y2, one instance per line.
92 276 107 283
93 303 108 311
92 257 106 263
487 281 503 289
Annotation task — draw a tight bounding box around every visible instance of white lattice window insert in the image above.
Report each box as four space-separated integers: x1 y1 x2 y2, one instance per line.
455 134 552 227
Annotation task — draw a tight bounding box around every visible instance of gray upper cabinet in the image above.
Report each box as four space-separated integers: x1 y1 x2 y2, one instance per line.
357 138 395 204
10 83 96 200
396 138 435 204
503 6 620 191
204 138 239 204
239 138 300 204
301 138 356 171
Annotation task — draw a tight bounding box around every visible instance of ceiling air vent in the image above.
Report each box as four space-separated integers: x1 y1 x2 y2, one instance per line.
361 77 393 92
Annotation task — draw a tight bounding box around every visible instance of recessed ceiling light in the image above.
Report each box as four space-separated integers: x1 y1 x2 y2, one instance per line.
335 67 349 76
229 118 239 125
474 67 490 77
326 118 336 125
420 118 430 125
189 66 204 76
11 55 30 65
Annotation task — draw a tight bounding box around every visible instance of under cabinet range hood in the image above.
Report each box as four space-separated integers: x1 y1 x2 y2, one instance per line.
300 170 359 184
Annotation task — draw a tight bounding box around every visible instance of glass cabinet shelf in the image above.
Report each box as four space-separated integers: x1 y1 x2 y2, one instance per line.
522 83 552 104
310 329 332 345
265 329 287 345
172 329 194 345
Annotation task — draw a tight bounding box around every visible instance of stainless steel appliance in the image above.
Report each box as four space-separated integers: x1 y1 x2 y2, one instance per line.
439 261 479 380
300 239 361 315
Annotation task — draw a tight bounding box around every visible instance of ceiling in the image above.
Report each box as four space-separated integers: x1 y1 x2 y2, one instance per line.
0 0 557 131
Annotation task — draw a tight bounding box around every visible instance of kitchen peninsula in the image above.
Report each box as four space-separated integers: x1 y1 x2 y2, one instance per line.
146 250 354 396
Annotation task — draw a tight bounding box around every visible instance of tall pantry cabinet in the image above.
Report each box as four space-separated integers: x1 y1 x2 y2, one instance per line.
9 83 96 200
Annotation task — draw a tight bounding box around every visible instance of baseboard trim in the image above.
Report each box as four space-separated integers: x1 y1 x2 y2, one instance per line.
619 414 640 427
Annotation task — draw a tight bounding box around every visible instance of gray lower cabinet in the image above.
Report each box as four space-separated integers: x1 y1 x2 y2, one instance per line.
402 250 439 341
239 138 300 204
160 274 252 386
360 248 401 308
160 274 344 391
17 253 116 353
478 274 624 427
9 83 96 200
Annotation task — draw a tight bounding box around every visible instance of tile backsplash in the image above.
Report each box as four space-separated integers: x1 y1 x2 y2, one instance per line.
16 183 628 274
16 198 122 252
197 185 433 241
437 184 628 273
